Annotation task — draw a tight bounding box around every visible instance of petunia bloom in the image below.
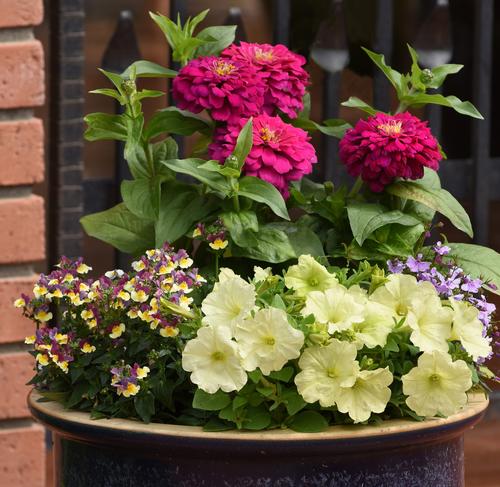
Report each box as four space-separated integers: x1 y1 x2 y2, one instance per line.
284 254 338 296
235 308 304 376
402 350 472 417
182 325 247 394
172 56 265 124
208 114 317 198
339 112 442 192
295 339 359 407
221 42 309 118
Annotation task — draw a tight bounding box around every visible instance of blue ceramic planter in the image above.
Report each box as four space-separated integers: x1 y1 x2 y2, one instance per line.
29 391 487 487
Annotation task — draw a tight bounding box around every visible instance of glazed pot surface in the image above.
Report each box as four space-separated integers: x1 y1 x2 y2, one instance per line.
29 391 488 487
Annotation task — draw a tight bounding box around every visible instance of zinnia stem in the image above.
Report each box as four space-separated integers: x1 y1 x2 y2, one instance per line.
348 176 364 197
233 194 240 212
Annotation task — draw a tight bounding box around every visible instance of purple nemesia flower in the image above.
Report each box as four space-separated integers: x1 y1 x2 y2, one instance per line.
387 259 405 274
433 241 451 256
406 254 431 273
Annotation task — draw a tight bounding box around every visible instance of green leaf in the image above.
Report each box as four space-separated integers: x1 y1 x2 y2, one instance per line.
195 25 237 57
429 64 463 89
221 210 259 247
145 107 212 140
161 158 231 195
121 177 163 220
203 417 234 432
193 389 231 411
268 366 294 383
155 183 214 246
150 12 183 50
270 294 286 311
407 44 425 92
134 393 155 423
346 201 422 246
291 117 351 139
362 47 405 96
121 60 177 79
281 390 307 416
238 176 290 220
447 243 500 294
231 225 296 263
81 203 154 254
88 88 123 103
98 68 124 91
405 168 441 221
386 181 473 237
340 96 378 116
298 92 311 118
84 113 127 141
184 9 209 36
268 222 325 257
400 93 483 119
123 114 150 179
136 89 165 101
288 410 329 433
242 406 271 430
231 118 253 170
248 370 262 384
376 223 425 256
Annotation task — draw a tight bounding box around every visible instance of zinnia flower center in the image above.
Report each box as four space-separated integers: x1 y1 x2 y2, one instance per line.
254 48 274 62
211 351 225 361
260 126 279 143
211 60 236 76
377 120 403 136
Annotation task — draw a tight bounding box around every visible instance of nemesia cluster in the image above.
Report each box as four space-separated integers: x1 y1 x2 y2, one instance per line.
182 254 493 424
192 218 229 251
339 112 442 192
18 244 205 400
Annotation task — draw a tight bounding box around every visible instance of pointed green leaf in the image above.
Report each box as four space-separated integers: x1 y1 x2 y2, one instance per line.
88 88 124 103
238 176 290 220
121 60 177 79
400 93 483 119
288 410 328 432
231 118 253 170
429 64 463 89
145 107 212 140
386 181 473 237
193 389 231 411
195 25 237 57
80 203 155 254
84 113 127 141
362 47 405 95
98 68 124 91
121 177 163 220
347 201 421 246
341 96 378 116
221 211 259 247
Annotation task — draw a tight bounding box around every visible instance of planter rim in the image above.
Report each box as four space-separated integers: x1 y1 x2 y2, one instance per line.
29 390 488 442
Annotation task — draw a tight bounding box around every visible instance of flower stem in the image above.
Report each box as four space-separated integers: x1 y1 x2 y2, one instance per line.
348 176 364 198
233 194 240 212
215 253 219 277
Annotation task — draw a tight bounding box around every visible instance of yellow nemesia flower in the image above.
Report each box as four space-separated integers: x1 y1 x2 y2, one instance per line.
131 289 148 303
192 227 202 238
24 335 36 344
179 295 193 309
77 263 92 274
120 383 140 397
158 262 175 275
208 239 228 251
36 353 50 366
33 285 48 298
14 298 26 308
146 249 156 258
81 343 96 353
136 366 150 379
55 360 69 373
35 310 53 322
109 323 126 339
55 333 68 344
160 327 179 338
81 309 94 320
179 256 194 268
117 290 130 301
127 308 139 319
87 319 97 329
79 283 90 292
132 260 146 272
48 289 63 299
63 273 75 283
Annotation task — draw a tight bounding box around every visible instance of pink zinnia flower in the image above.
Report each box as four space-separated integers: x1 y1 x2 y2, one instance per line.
339 112 442 192
209 114 317 198
172 56 265 124
221 42 309 119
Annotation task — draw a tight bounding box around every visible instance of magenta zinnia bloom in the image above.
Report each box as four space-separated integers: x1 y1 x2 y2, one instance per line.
221 42 309 119
339 112 442 192
172 56 265 124
209 114 317 198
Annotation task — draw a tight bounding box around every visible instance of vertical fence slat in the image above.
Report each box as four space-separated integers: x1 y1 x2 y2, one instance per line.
373 0 393 112
273 0 291 45
472 0 493 245
323 72 342 183
48 0 86 265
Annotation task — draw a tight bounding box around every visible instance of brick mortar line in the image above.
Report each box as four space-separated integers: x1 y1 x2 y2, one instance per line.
0 108 34 121
0 264 35 278
0 343 31 354
0 186 32 199
0 418 36 430
0 27 33 43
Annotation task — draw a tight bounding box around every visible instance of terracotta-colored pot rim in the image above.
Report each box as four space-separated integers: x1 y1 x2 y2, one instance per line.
28 390 488 443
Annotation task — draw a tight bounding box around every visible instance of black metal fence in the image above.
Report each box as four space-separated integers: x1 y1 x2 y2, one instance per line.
48 0 497 267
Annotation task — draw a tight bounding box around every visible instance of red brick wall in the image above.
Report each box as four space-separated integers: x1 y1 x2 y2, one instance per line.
0 1 46 485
